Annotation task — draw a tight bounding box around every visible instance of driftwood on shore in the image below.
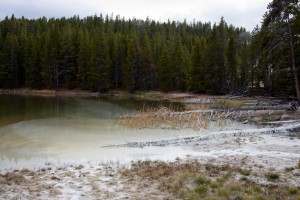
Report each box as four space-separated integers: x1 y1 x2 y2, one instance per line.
102 121 300 149
117 108 287 123
119 101 297 119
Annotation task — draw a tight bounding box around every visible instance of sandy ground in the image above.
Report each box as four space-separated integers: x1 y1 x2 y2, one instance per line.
1 132 299 200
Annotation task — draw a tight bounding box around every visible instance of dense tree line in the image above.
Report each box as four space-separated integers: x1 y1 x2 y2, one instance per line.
0 14 250 93
252 0 300 101
0 0 299 98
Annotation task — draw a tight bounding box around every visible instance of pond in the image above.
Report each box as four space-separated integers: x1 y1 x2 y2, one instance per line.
0 94 256 172
0 94 195 171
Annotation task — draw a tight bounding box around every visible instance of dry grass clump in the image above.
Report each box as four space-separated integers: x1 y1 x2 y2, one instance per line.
117 105 226 130
265 172 280 181
184 103 210 111
215 99 245 109
75 164 84 170
121 161 299 200
0 172 27 185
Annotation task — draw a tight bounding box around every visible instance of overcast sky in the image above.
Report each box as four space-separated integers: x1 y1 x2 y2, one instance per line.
0 0 271 30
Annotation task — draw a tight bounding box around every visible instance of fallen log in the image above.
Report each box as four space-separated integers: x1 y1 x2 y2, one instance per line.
117 109 286 122
229 105 291 111
101 121 300 148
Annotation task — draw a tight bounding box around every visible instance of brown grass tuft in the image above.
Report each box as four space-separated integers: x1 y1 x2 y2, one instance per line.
0 172 26 185
121 161 298 200
117 105 226 130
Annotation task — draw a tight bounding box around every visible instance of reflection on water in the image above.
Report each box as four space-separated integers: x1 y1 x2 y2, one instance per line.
0 94 193 171
0 95 184 126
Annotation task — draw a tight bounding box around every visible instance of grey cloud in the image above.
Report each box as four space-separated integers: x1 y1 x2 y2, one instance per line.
0 0 271 30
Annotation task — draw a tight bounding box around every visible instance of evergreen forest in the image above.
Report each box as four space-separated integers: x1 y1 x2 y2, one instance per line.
0 0 299 97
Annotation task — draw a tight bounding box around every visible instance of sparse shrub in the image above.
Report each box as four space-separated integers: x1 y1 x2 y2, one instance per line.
195 175 211 185
120 161 300 200
217 187 230 197
195 186 208 196
238 168 251 176
289 188 298 195
285 167 295 172
218 172 232 183
253 195 264 200
266 172 279 181
227 182 243 192
234 196 243 200
215 99 244 108
51 176 60 181
2 173 26 185
75 165 84 170
28 171 35 176
20 168 30 174
210 181 221 189
185 103 210 111
253 185 262 193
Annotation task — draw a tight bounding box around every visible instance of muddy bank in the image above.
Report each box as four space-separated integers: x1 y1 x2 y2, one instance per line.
1 156 299 199
0 89 248 101
0 88 100 97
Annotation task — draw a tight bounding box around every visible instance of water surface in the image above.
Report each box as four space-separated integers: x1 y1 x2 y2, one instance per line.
0 95 196 171
0 94 257 172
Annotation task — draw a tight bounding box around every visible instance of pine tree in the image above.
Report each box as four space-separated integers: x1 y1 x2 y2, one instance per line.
141 32 155 90
111 33 125 88
151 31 163 68
16 24 28 87
262 0 300 100
40 31 53 88
202 24 222 93
123 30 142 92
156 44 172 91
0 33 18 88
169 34 187 90
190 38 206 92
87 26 111 92
123 45 134 92
227 30 238 91
240 42 250 90
26 33 42 88
61 24 77 89
217 17 228 93
77 28 90 89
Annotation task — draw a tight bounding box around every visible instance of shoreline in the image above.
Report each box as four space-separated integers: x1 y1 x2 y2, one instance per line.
0 88 101 97
1 136 300 200
0 88 231 99
0 88 290 102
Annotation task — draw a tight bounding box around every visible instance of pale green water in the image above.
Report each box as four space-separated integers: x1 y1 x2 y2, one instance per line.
0 94 257 172
0 95 197 171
